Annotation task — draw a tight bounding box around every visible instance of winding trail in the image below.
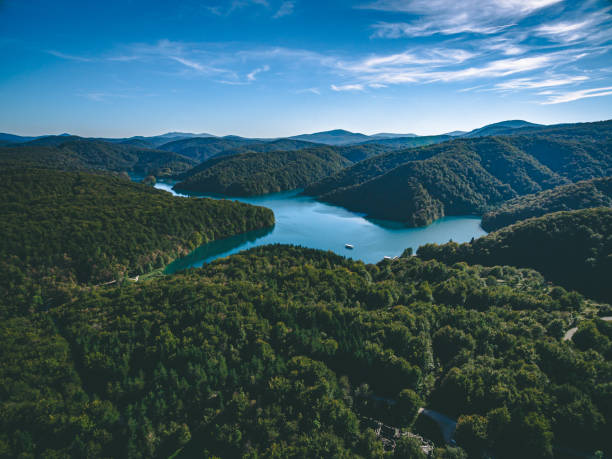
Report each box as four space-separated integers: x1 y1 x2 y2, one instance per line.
563 316 612 341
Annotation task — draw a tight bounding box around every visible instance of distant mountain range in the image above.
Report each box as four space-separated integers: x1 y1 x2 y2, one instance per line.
2 118 610 227
0 119 554 149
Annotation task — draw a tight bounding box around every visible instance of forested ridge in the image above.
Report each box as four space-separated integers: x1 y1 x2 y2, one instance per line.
0 168 274 316
481 176 612 231
0 137 196 176
2 244 611 458
418 207 612 302
304 120 612 225
174 147 352 196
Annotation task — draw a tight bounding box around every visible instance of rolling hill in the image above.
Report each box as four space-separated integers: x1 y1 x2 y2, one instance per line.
357 134 453 149
0 167 274 316
289 129 372 145
481 176 612 231
417 207 612 302
304 120 612 225
0 137 197 176
173 147 352 196
462 120 543 137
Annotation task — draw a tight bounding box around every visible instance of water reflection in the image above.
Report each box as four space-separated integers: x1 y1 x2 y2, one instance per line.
164 225 275 274
129 175 487 271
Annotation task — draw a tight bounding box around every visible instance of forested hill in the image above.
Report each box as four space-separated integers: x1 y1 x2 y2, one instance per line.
0 137 196 176
4 244 611 457
305 120 612 225
482 176 612 231
173 147 352 196
418 207 612 302
0 167 274 316
191 138 321 159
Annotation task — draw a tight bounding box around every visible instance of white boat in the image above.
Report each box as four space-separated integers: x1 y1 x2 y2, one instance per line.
383 256 391 260
345 244 354 249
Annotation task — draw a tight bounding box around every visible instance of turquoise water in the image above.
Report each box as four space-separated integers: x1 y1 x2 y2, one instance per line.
151 181 487 272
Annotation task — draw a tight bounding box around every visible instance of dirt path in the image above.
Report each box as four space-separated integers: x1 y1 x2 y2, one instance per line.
563 316 612 341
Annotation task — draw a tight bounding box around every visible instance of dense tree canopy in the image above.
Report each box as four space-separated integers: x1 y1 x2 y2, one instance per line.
0 168 274 316
0 137 196 176
305 121 612 225
2 121 612 458
481 176 612 231
174 147 352 196
418 207 612 302
2 245 610 458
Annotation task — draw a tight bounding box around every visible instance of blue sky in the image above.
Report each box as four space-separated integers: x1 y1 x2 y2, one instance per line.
1 0 611 137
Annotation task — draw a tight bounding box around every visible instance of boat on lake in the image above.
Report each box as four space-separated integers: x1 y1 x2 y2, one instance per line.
345 244 354 249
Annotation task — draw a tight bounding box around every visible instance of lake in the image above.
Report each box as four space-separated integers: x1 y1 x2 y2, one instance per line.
149 180 487 273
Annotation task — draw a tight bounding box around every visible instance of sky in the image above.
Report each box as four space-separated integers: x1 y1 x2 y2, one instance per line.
0 0 611 137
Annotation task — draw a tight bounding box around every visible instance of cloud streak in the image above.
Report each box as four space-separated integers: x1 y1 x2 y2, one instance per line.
331 84 365 91
274 1 295 18
362 0 562 37
540 86 612 104
247 64 270 81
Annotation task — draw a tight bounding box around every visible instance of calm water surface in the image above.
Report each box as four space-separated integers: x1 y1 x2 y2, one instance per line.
149 180 487 272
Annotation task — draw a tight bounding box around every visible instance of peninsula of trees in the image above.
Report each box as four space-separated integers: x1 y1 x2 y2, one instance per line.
173 147 352 196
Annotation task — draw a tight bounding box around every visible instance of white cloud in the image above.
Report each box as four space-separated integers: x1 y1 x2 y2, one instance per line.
539 86 612 104
362 0 562 37
331 84 365 91
372 21 508 38
297 87 321 95
495 75 589 90
341 54 554 86
274 1 295 18
47 50 94 62
170 56 205 72
535 9 612 43
247 64 270 81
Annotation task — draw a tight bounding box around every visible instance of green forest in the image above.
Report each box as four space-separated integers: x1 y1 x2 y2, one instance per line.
0 167 273 316
304 120 612 225
174 147 352 196
0 137 196 176
418 208 612 302
2 245 610 458
481 176 612 231
1 120 611 458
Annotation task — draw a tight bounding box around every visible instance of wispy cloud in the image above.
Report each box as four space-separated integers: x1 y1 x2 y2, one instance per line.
494 75 589 90
535 9 612 44
274 0 295 18
372 21 508 38
206 0 270 16
331 84 365 91
296 87 321 95
170 56 205 72
47 50 95 62
247 64 270 81
335 51 555 87
362 0 562 37
539 86 612 104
